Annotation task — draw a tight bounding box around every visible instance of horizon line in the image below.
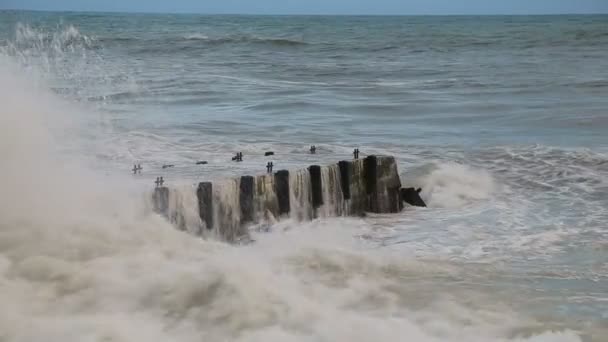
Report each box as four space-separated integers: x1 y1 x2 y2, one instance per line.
1 8 607 17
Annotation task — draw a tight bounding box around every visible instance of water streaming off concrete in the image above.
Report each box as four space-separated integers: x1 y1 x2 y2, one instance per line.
318 164 346 218
213 178 245 241
289 168 313 221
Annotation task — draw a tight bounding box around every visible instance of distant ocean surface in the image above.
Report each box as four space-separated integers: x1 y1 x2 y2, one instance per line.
0 11 607 342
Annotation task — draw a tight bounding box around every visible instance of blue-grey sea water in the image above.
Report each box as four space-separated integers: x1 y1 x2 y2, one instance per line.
0 11 607 342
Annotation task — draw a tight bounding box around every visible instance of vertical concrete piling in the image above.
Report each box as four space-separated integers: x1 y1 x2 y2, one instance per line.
309 165 323 209
197 182 213 230
274 170 290 216
158 154 404 242
153 186 169 215
348 159 367 215
254 173 280 220
376 156 403 213
338 160 352 200
361 155 403 213
363 155 378 212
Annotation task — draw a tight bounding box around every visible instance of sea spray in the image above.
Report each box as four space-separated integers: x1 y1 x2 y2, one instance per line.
166 184 204 235
212 178 245 241
413 162 497 208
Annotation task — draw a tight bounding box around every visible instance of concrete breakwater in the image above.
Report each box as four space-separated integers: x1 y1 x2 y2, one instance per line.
152 155 407 241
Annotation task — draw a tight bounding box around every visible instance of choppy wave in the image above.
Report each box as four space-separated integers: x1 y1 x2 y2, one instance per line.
1 22 141 111
164 33 309 46
100 34 307 47
2 23 98 55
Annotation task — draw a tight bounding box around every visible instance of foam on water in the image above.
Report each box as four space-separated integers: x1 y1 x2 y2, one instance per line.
411 162 498 208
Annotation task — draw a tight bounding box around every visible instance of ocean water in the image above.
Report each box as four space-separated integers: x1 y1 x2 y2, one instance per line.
0 11 607 341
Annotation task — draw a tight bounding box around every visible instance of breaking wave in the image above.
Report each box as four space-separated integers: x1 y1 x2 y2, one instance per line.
404 162 497 208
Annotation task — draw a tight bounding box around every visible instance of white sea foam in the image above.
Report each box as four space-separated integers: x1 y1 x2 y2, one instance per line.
183 33 210 40
415 162 497 208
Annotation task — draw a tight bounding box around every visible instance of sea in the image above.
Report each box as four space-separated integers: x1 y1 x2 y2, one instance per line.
0 10 607 341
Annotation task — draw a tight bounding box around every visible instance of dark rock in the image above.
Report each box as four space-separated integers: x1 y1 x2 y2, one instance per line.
197 182 214 229
264 152 274 156
274 170 290 216
400 187 427 207
240 176 254 224
308 165 323 209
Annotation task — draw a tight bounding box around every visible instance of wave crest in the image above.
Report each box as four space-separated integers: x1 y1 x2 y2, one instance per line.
4 23 97 56
180 33 307 46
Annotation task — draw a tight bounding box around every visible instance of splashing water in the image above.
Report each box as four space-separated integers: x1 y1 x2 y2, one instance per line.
415 162 497 208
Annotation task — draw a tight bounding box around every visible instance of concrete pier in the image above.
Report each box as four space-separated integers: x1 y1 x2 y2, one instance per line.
153 155 405 241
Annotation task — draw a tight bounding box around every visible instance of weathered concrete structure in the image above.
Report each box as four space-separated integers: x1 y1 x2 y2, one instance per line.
153 155 414 241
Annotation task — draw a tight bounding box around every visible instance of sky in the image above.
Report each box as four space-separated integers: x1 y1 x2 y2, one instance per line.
1 0 607 15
